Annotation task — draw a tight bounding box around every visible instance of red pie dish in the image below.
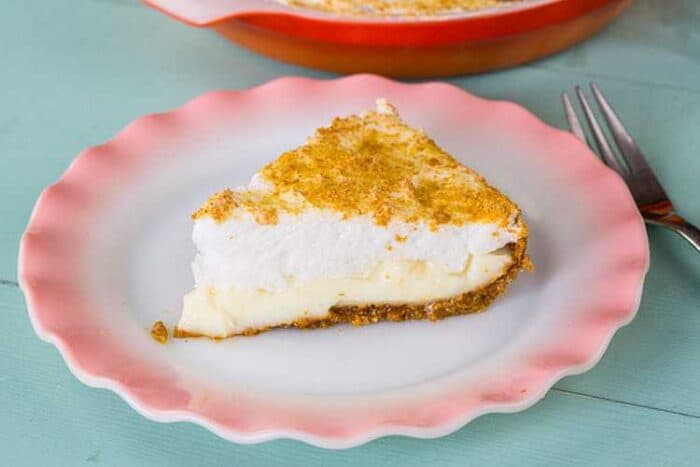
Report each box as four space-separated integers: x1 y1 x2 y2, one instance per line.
144 0 632 77
20 76 648 447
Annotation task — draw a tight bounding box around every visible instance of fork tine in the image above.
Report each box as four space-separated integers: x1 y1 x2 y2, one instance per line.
575 86 628 177
589 82 654 175
561 92 587 143
590 82 669 205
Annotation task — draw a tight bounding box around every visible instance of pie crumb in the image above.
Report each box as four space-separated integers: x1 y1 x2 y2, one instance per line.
151 321 168 344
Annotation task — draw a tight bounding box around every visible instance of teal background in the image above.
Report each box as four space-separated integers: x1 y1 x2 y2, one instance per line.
2 1 699 465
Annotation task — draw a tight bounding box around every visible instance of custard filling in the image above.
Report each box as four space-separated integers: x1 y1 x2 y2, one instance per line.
178 250 512 338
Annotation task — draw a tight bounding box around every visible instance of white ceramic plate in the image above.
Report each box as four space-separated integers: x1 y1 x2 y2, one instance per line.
20 75 648 448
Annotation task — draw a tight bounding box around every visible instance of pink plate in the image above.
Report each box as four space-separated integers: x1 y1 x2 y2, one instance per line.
19 75 648 448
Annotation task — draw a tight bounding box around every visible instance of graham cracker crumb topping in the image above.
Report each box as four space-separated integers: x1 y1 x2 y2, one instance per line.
193 100 519 229
192 188 236 223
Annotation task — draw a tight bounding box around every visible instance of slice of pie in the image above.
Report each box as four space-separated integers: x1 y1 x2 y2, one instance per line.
175 100 529 339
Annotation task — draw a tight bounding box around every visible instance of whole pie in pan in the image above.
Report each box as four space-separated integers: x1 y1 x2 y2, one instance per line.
277 0 524 17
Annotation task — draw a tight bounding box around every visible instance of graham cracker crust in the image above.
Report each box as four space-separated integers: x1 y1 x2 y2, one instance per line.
173 236 529 340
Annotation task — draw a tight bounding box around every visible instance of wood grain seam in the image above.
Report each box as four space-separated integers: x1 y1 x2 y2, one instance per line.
552 388 700 419
527 64 700 96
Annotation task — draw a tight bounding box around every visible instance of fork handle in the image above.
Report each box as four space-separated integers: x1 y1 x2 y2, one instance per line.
645 214 700 252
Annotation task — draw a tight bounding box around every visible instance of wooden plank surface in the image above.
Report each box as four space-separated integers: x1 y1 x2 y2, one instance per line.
1 0 699 464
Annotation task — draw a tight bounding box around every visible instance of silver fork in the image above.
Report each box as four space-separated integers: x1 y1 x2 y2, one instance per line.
562 83 700 252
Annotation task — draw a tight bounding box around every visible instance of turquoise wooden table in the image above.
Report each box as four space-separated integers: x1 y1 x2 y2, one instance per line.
2 1 699 465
